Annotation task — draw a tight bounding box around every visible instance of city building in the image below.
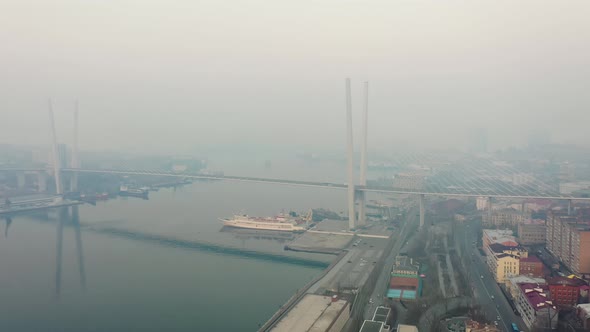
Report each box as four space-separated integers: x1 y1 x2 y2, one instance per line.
476 197 488 211
482 208 529 227
372 306 391 326
359 320 388 332
515 283 558 330
387 255 421 301
546 210 590 276
486 244 523 283
517 220 546 245
507 276 546 299
519 256 544 278
359 307 392 332
396 324 418 332
270 294 349 332
547 276 587 308
394 256 419 276
575 304 590 330
482 229 518 257
523 199 553 213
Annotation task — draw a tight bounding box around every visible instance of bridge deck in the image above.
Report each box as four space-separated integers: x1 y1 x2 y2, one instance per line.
1 167 587 200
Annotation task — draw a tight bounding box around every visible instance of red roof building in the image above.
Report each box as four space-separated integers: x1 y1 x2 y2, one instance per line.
547 276 586 308
519 256 544 278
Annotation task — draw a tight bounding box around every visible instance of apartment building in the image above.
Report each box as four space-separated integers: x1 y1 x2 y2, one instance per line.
546 210 590 276
482 208 529 227
517 220 546 245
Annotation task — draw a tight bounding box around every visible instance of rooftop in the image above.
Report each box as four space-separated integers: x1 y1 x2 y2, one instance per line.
521 219 547 225
548 276 587 287
488 242 521 253
397 324 419 332
526 198 553 205
483 229 518 246
577 304 590 318
394 255 420 272
270 294 348 332
496 253 519 260
496 208 527 215
520 256 542 264
372 306 390 323
518 283 555 312
360 320 384 332
508 275 546 285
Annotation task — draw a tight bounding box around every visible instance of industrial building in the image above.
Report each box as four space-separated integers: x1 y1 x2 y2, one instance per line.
387 256 421 300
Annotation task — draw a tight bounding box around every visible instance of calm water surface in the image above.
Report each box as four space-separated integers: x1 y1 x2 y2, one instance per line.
0 159 358 331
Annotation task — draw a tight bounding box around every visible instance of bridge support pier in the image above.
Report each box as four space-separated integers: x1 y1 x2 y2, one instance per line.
37 172 47 192
357 191 366 226
419 194 425 229
345 78 356 230
357 81 369 228
568 199 573 216
70 104 79 192
16 172 26 189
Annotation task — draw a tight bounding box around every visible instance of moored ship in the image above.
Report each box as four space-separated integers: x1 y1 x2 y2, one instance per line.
219 214 307 232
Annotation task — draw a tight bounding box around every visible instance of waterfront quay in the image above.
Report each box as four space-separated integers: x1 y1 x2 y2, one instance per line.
0 198 83 216
259 218 396 332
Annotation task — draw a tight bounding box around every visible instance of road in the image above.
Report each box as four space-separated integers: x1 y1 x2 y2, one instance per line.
363 207 419 322
459 220 526 331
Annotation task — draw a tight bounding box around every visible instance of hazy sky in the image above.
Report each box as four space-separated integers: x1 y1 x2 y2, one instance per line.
1 0 589 154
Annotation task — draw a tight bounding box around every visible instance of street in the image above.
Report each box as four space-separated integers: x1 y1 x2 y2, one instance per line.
460 220 526 331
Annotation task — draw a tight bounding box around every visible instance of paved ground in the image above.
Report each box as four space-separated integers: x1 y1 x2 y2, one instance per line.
288 231 352 252
322 239 387 291
309 237 388 294
363 207 419 322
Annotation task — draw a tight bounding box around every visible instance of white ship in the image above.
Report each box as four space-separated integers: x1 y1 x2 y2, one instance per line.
220 214 306 232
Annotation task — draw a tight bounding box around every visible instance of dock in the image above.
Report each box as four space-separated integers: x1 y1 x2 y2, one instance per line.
0 200 83 216
260 219 395 331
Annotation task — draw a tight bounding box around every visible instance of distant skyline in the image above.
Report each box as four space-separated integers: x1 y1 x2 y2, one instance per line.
2 1 589 154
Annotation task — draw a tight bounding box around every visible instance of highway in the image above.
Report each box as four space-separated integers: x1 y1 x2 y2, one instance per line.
459 220 526 331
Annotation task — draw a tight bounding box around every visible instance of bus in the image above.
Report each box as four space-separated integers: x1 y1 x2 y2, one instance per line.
511 323 519 331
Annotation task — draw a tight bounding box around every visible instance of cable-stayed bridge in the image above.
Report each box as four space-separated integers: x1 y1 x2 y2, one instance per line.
2 80 588 228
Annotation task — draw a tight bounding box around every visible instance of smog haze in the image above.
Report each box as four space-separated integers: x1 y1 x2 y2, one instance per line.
2 0 589 154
